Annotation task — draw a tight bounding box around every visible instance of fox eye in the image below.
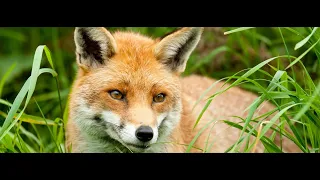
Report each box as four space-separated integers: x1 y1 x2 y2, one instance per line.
153 93 165 103
109 90 124 100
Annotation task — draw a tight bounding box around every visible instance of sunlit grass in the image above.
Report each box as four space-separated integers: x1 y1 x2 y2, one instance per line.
0 45 65 153
190 27 320 153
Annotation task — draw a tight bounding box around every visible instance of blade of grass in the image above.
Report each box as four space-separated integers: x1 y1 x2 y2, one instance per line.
0 68 57 141
258 104 301 140
294 27 318 50
291 81 320 127
0 111 59 126
224 27 255 35
0 45 57 141
286 37 320 70
43 46 64 118
0 62 16 98
0 99 13 108
189 46 229 72
186 119 220 153
278 28 297 83
34 98 62 153
192 68 252 112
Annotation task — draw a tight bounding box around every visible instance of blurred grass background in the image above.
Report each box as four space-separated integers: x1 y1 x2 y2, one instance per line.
0 27 319 152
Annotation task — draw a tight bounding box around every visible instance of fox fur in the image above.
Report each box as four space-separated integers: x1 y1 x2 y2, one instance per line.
65 27 301 153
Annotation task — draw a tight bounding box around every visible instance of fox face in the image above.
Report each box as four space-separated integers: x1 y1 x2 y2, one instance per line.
70 27 203 152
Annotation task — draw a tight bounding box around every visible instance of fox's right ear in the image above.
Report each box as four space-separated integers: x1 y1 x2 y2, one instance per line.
74 27 117 70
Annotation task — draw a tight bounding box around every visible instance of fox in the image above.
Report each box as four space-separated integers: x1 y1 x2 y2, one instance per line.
65 27 301 153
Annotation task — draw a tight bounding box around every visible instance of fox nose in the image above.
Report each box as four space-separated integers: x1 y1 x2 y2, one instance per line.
135 126 153 142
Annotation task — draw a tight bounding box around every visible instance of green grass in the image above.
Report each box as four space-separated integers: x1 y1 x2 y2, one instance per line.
0 27 319 153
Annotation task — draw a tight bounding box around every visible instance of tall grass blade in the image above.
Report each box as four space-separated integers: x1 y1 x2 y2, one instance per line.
294 27 318 50
286 37 320 70
224 27 255 35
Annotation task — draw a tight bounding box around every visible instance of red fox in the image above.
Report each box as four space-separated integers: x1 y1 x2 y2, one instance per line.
66 27 301 153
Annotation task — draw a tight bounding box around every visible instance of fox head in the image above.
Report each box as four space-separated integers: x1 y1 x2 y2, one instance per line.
70 27 203 152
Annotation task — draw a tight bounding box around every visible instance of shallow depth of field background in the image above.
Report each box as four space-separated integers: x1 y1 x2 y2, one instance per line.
0 27 319 153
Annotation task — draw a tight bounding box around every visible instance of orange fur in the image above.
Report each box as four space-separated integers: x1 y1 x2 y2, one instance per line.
66 27 301 153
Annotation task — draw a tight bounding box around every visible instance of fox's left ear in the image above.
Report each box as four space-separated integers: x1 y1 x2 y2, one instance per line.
154 27 204 74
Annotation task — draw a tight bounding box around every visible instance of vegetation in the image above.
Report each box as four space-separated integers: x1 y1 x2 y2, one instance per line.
0 27 319 153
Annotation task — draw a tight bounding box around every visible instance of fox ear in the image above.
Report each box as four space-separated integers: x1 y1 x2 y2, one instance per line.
154 27 203 73
74 27 117 69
